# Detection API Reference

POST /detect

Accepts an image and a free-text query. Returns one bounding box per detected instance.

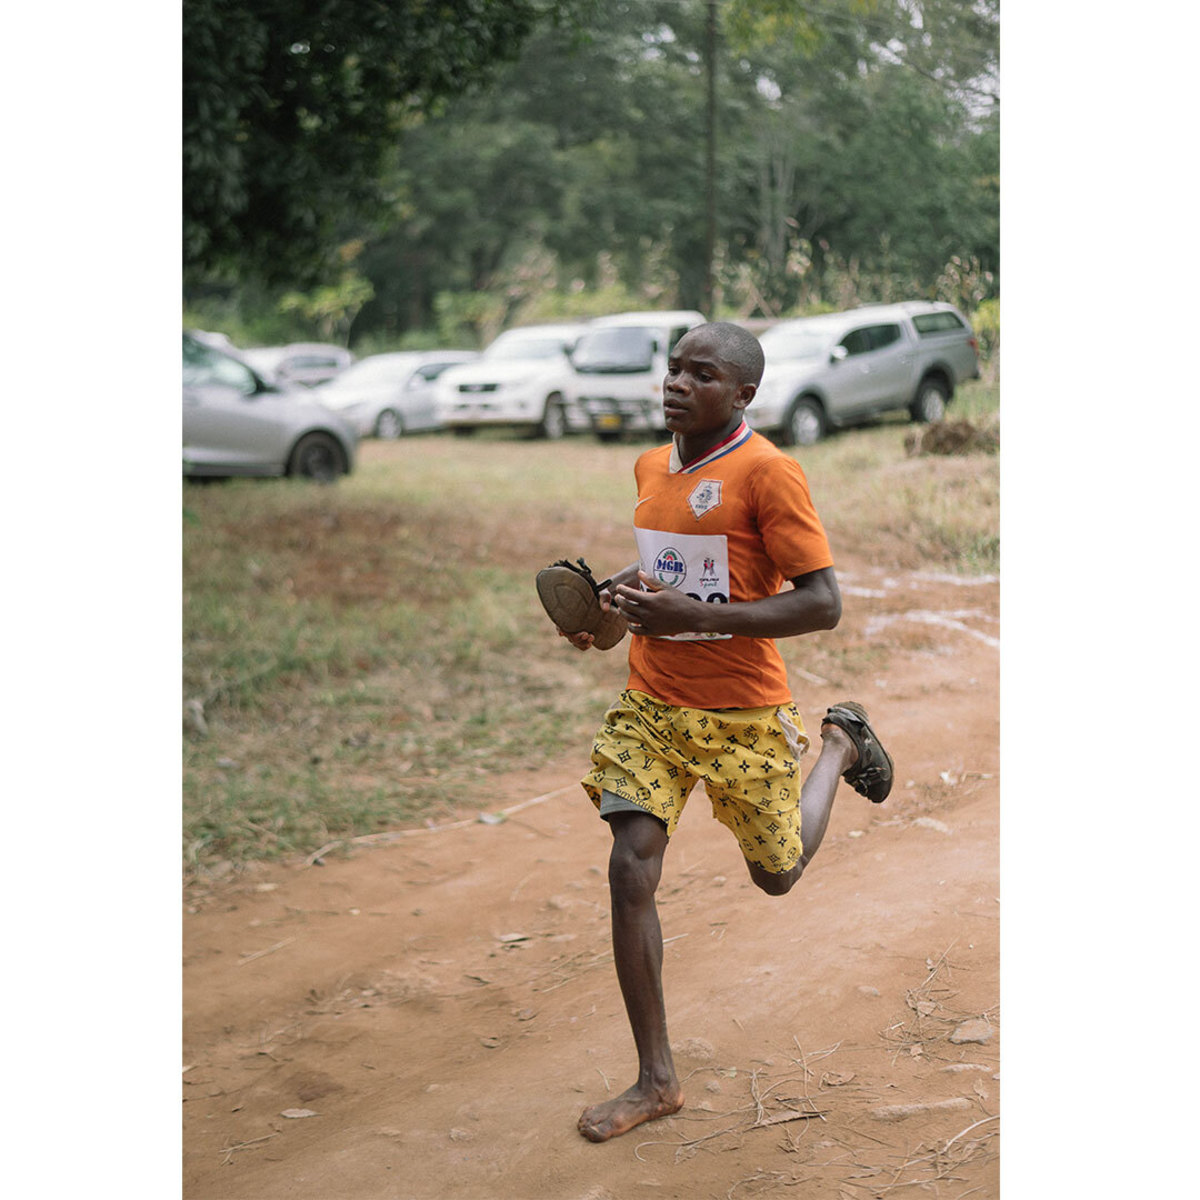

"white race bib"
[634,527,731,641]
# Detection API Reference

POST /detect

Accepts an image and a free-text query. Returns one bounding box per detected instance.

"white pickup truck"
[747,301,981,445]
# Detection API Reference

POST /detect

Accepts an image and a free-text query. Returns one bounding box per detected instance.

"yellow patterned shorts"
[582,689,811,874]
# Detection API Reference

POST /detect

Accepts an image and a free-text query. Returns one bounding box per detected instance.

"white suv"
[748,302,981,445]
[435,323,589,439]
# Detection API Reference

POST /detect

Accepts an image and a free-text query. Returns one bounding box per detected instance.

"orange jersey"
[627,423,833,709]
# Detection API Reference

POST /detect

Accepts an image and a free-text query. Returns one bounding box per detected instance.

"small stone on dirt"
[871,1097,972,1122]
[821,1071,855,1087]
[949,1018,992,1044]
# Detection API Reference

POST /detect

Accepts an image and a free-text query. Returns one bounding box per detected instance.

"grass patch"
[794,381,1000,574]
[183,410,998,878]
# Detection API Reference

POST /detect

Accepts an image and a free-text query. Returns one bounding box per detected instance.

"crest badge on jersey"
[687,478,723,519]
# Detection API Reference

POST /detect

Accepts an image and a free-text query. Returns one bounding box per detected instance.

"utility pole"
[704,0,717,316]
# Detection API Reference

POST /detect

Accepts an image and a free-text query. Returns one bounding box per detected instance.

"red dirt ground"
[183,559,999,1199]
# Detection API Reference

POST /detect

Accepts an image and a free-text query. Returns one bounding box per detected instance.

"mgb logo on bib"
[652,547,687,587]
[635,527,733,641]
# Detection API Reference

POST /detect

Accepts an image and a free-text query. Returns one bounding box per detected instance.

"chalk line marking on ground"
[305,784,580,864]
[866,609,1000,649]
[910,571,999,587]
[841,571,999,595]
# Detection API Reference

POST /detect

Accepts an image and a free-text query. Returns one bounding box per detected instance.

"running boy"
[554,322,893,1143]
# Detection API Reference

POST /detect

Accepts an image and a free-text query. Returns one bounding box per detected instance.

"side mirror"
[830,345,849,365]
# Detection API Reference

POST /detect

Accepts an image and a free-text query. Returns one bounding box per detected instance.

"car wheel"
[911,379,948,424]
[784,398,825,446]
[375,408,404,439]
[288,432,347,482]
[539,395,566,440]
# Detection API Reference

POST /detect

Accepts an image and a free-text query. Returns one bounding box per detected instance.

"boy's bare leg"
[745,720,858,895]
[578,811,684,1142]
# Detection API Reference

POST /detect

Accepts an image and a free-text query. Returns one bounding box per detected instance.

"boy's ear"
[734,382,756,409]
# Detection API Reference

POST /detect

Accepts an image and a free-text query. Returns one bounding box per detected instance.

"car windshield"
[328,356,417,386]
[572,327,655,370]
[485,334,569,361]
[759,324,834,362]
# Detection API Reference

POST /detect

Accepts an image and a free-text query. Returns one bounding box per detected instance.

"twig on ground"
[531,948,613,992]
[306,841,342,865]
[749,1068,767,1125]
[237,937,296,966]
[302,784,580,863]
[726,1169,813,1198]
[634,1120,744,1163]
[920,941,959,989]
[943,1115,999,1153]
[753,1108,827,1128]
[219,1133,277,1164]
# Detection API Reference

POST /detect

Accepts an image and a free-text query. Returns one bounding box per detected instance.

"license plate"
[596,413,622,430]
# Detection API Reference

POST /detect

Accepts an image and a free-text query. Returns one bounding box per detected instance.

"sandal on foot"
[823,701,893,803]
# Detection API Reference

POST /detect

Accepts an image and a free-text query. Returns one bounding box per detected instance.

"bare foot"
[577,1081,684,1143]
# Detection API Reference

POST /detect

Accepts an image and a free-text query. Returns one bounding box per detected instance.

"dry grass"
[183,396,998,880]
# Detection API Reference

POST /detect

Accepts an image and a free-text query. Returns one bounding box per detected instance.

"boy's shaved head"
[684,322,765,387]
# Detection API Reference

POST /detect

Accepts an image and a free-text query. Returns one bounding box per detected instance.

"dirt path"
[183,563,999,1199]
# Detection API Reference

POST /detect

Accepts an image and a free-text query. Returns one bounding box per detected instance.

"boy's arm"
[612,565,841,640]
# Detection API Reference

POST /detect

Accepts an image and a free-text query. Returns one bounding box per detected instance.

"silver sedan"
[313,350,480,438]
[183,332,358,481]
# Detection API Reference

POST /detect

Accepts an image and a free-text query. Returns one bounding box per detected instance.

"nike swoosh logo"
[634,496,655,509]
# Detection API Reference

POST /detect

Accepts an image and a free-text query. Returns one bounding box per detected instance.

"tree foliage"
[183,0,999,346]
[183,0,586,286]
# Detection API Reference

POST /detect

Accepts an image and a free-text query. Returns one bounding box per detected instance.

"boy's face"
[663,328,755,441]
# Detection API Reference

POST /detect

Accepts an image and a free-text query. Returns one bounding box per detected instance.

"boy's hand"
[558,627,596,650]
[537,559,628,652]
[537,559,627,650]
[559,583,615,651]
[614,572,707,637]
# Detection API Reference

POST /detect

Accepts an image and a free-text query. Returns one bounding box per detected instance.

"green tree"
[721,0,998,311]
[183,0,587,288]
[191,0,999,343]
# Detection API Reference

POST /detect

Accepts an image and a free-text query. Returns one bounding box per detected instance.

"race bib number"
[634,527,731,641]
